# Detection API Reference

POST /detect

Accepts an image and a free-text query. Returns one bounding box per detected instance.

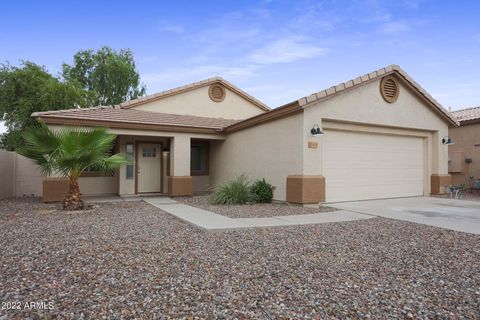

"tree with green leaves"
[62,46,146,106]
[19,122,128,210]
[0,62,85,150]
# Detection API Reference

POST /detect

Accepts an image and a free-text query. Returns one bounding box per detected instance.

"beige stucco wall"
[448,123,480,186]
[78,177,117,196]
[0,150,43,199]
[302,78,451,196]
[170,135,190,176]
[192,176,210,194]
[0,149,15,199]
[15,153,43,197]
[210,113,304,201]
[0,149,126,198]
[41,173,117,197]
[133,86,265,120]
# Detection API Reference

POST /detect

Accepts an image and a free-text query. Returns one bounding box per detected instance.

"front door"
[137,143,161,193]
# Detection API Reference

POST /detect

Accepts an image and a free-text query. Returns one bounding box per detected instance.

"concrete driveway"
[329,197,480,235]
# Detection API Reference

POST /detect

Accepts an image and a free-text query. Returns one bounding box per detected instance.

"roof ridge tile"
[32,105,113,117]
[452,106,480,113]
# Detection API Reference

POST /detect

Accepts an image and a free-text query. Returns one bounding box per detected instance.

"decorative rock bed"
[176,195,338,218]
[1,197,479,319]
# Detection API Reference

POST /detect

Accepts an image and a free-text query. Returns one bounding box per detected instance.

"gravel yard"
[1,198,479,319]
[176,195,338,218]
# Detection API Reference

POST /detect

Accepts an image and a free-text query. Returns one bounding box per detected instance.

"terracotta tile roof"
[33,106,239,130]
[451,106,480,123]
[33,65,459,133]
[118,77,270,111]
[297,64,459,127]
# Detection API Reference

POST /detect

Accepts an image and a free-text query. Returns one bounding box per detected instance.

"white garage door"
[323,130,424,202]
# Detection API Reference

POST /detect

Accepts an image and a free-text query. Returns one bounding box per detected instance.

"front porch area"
[42,130,224,202]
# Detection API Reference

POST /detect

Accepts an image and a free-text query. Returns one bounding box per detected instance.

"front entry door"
[137,143,161,193]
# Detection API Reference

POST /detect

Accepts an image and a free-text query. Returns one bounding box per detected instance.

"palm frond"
[20,123,126,180]
[91,154,129,175]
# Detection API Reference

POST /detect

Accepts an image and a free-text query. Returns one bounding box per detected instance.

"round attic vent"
[209,84,226,102]
[380,76,399,103]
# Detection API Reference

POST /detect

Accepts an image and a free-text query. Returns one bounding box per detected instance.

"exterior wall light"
[442,136,454,145]
[311,124,324,136]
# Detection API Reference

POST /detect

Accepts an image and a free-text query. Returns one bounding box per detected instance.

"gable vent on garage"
[209,84,226,102]
[380,76,399,103]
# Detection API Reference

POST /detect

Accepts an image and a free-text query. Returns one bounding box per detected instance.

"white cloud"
[248,37,326,64]
[401,0,424,9]
[428,80,480,109]
[195,27,261,47]
[138,56,159,63]
[143,64,259,85]
[380,21,410,34]
[162,25,184,34]
[158,21,185,34]
[354,0,392,23]
[243,84,284,93]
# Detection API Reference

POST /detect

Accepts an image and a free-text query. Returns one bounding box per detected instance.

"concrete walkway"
[143,197,372,231]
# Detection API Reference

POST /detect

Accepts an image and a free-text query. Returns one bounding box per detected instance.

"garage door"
[323,130,424,202]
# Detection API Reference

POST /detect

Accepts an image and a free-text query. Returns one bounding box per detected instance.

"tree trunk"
[63,178,84,210]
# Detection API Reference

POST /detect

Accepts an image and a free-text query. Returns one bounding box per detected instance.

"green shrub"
[250,178,275,203]
[211,174,253,205]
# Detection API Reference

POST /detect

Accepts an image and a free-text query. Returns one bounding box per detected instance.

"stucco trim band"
[43,178,69,202]
[168,176,193,196]
[286,175,325,204]
[430,174,451,194]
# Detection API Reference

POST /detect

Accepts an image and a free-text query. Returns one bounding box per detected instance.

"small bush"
[211,174,252,205]
[250,178,275,203]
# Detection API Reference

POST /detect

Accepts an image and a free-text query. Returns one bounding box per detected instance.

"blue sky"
[1,0,480,133]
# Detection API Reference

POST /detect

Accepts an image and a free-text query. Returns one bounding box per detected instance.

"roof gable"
[297,65,459,127]
[119,77,270,112]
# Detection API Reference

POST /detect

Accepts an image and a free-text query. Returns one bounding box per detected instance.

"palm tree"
[20,121,128,210]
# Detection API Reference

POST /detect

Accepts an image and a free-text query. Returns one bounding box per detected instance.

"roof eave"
[458,118,480,126]
[37,116,227,135]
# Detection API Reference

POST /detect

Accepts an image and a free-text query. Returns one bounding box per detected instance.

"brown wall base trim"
[286,175,325,204]
[168,176,193,196]
[431,174,451,194]
[43,178,69,203]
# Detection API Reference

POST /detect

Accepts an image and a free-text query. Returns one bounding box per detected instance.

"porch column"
[168,135,193,196]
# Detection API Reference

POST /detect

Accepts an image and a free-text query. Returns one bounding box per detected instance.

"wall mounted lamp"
[442,136,454,145]
[311,124,324,136]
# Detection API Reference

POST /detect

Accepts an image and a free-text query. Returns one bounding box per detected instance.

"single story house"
[448,107,480,187]
[33,64,458,203]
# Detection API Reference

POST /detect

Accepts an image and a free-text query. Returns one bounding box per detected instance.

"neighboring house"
[448,107,480,187]
[33,64,458,204]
